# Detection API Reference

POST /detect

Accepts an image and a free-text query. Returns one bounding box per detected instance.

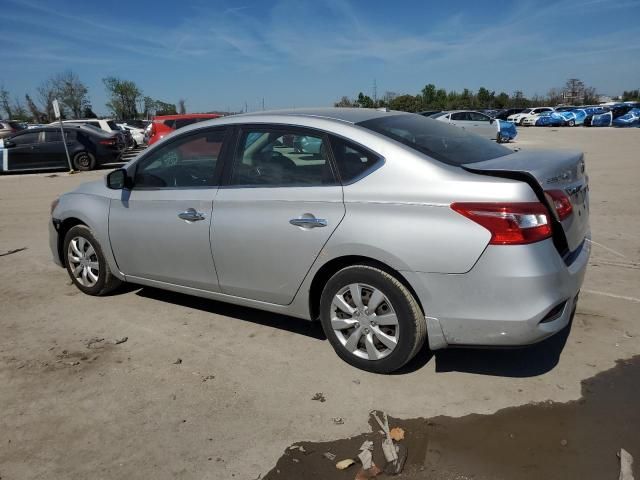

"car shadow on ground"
[135,286,326,341]
[432,317,574,378]
[132,286,572,376]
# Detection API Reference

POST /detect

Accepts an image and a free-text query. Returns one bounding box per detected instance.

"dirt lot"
[1,127,639,480]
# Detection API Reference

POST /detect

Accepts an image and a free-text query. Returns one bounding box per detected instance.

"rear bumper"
[404,237,590,349]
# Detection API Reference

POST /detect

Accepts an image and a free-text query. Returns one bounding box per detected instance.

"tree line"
[335,78,606,112]
[0,71,183,122]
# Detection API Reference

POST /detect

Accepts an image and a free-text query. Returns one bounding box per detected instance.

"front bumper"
[49,218,63,267]
[404,237,590,349]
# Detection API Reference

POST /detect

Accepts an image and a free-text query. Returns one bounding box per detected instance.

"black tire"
[568,120,575,127]
[72,151,96,171]
[319,265,427,373]
[496,132,503,143]
[63,225,122,296]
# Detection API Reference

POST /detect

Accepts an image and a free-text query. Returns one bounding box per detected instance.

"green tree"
[388,94,421,112]
[421,83,437,108]
[356,92,375,108]
[154,100,177,115]
[103,76,143,120]
[334,96,355,107]
[476,87,495,108]
[495,92,510,108]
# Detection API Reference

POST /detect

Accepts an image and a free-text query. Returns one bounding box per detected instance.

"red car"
[148,114,221,145]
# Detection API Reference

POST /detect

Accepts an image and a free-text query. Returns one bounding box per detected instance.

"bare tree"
[52,71,89,118]
[25,94,43,122]
[37,79,57,121]
[1,85,12,118]
[178,98,186,114]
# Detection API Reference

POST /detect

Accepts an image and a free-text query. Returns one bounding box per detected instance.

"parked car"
[585,104,633,127]
[494,109,526,120]
[118,124,145,146]
[531,111,565,127]
[0,120,26,139]
[148,114,221,145]
[120,119,150,130]
[507,107,554,125]
[53,118,128,149]
[612,108,640,127]
[49,108,589,373]
[1,125,123,172]
[431,110,516,142]
[418,110,442,117]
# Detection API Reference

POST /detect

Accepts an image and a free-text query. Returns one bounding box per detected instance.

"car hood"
[66,179,110,197]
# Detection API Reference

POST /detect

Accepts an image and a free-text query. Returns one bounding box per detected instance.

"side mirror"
[106,168,129,190]
[3,140,15,148]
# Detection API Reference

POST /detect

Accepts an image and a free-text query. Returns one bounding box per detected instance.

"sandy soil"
[0,127,638,480]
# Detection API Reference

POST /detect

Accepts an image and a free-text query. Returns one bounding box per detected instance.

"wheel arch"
[307,255,424,321]
[57,217,87,266]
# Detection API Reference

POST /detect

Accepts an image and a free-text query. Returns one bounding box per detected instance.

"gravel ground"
[0,127,638,480]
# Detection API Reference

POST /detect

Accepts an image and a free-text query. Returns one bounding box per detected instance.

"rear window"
[107,121,120,131]
[357,114,512,165]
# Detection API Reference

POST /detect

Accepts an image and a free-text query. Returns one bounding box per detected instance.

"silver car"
[49,108,590,373]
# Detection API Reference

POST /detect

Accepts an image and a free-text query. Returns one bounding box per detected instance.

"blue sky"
[1,0,639,115]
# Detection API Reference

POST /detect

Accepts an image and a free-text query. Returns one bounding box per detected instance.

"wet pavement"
[264,355,640,479]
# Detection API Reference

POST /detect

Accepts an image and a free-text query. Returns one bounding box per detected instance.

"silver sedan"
[49,108,590,373]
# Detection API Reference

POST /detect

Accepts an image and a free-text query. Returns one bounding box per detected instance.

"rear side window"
[451,112,469,121]
[358,114,511,165]
[329,136,382,183]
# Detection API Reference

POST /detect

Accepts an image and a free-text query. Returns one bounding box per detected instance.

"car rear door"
[108,127,229,291]
[211,126,345,305]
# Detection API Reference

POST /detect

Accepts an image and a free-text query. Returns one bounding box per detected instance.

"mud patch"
[264,356,640,479]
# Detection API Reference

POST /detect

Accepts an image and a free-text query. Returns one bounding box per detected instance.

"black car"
[1,125,123,173]
[494,108,526,120]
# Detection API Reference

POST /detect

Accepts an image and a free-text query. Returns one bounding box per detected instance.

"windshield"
[107,120,121,131]
[357,114,512,165]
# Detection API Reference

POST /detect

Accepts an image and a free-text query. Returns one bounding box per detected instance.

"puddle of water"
[264,356,640,479]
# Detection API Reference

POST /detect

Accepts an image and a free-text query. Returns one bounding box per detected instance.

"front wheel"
[568,120,575,127]
[63,225,122,296]
[319,265,427,373]
[72,151,96,171]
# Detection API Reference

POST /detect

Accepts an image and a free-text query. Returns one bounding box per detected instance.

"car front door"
[108,127,228,291]
[211,126,345,305]
[466,112,497,138]
[5,131,44,171]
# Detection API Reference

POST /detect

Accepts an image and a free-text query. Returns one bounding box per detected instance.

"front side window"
[11,132,40,145]
[134,129,226,188]
[468,112,490,122]
[451,112,469,121]
[329,136,382,183]
[230,129,335,187]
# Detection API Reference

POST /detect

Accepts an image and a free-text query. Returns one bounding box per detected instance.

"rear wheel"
[319,265,426,373]
[63,225,122,296]
[72,151,96,171]
[568,119,576,127]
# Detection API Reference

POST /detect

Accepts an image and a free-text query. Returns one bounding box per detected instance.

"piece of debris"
[618,448,634,480]
[113,337,128,345]
[560,439,568,447]
[87,338,105,349]
[173,358,183,364]
[45,174,59,178]
[65,361,80,366]
[390,427,405,441]
[0,247,27,257]
[355,463,382,480]
[384,443,408,476]
[624,331,634,339]
[332,417,344,425]
[336,459,355,470]
[322,452,336,461]
[202,375,215,382]
[358,449,373,470]
[292,458,299,463]
[353,379,361,385]
[311,392,326,402]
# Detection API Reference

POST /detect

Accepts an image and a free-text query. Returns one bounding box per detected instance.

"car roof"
[228,108,401,124]
[153,113,221,120]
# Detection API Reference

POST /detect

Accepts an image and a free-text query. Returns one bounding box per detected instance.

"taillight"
[451,202,552,245]
[99,138,116,145]
[544,190,573,221]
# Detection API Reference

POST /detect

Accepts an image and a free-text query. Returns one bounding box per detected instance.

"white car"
[52,118,121,134]
[118,124,145,146]
[507,107,554,125]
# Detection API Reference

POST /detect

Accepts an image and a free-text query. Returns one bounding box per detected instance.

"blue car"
[613,108,640,127]
[534,111,565,127]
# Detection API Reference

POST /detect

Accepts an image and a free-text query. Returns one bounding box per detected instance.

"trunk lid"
[463,149,589,254]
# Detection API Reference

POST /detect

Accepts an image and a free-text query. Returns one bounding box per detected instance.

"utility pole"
[244,101,248,113]
[262,98,265,111]
[373,79,378,104]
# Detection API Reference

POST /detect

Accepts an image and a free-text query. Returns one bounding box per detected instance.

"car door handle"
[289,217,327,228]
[178,208,206,222]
